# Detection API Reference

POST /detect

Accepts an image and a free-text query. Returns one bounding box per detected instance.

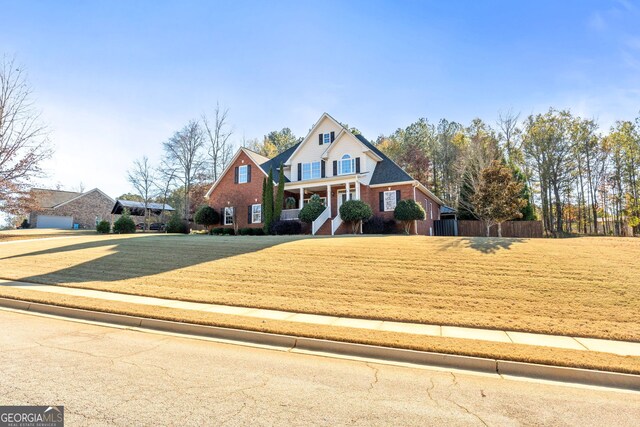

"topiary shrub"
[393,199,426,234]
[113,215,136,234]
[166,212,189,234]
[339,200,373,234]
[222,227,235,235]
[299,195,326,224]
[96,220,111,234]
[270,220,302,235]
[194,205,219,231]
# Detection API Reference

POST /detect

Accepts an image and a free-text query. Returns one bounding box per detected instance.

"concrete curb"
[1,297,638,391]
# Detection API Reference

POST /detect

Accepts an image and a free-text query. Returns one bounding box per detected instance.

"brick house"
[29,188,115,229]
[205,113,442,235]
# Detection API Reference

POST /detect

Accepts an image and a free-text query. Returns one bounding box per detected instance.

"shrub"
[96,220,111,234]
[222,227,235,235]
[211,227,223,235]
[194,205,219,230]
[363,216,384,234]
[394,199,426,234]
[166,212,189,234]
[253,228,265,236]
[339,200,373,234]
[270,220,302,235]
[299,195,325,224]
[383,219,398,234]
[19,219,30,229]
[285,196,297,209]
[113,212,136,234]
[239,227,252,236]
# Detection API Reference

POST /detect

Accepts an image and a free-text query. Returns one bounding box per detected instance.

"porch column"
[345,181,350,201]
[299,188,304,208]
[355,179,360,200]
[326,184,332,216]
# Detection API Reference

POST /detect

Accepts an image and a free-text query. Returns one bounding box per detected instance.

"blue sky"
[1,0,639,199]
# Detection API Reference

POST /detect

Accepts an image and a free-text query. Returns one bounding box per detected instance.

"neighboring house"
[205,113,443,235]
[111,199,175,225]
[29,188,115,229]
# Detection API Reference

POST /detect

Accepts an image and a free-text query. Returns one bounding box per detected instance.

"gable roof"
[259,141,301,183]
[284,112,344,166]
[353,134,414,185]
[52,188,115,209]
[111,199,174,215]
[205,147,272,198]
[31,188,82,209]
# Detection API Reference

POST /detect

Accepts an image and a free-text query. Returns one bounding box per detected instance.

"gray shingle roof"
[260,142,302,183]
[111,199,175,215]
[354,134,414,185]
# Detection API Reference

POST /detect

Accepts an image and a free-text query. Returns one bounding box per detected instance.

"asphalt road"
[0,309,638,426]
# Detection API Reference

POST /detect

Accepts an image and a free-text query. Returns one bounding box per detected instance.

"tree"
[274,164,285,221]
[194,205,219,231]
[299,194,325,224]
[0,56,52,215]
[155,159,177,226]
[247,128,300,157]
[202,102,234,182]
[394,199,426,234]
[163,121,207,220]
[113,209,136,234]
[127,156,156,231]
[471,160,526,237]
[339,200,372,234]
[262,168,274,233]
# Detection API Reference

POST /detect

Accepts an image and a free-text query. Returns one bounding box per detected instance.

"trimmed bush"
[285,196,297,209]
[270,220,302,235]
[299,195,325,224]
[394,199,426,234]
[363,216,384,234]
[211,227,224,235]
[339,200,373,234]
[222,227,235,235]
[166,212,189,234]
[253,228,265,236]
[96,220,111,234]
[194,205,219,230]
[113,213,136,234]
[239,227,252,235]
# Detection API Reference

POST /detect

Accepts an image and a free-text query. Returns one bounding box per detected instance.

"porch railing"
[312,207,330,235]
[331,212,342,235]
[280,209,301,221]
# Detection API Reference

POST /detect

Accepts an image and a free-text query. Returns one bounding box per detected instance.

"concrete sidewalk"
[1,279,639,357]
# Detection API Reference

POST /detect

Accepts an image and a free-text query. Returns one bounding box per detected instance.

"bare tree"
[154,159,177,228]
[163,121,206,220]
[127,156,156,231]
[202,102,234,182]
[497,109,522,165]
[0,56,52,215]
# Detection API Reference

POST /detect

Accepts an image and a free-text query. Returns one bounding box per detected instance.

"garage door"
[37,215,73,229]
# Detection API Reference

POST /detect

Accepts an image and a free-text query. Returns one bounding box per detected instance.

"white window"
[251,204,262,224]
[224,207,234,225]
[338,154,355,175]
[429,201,433,219]
[302,161,321,180]
[238,165,248,184]
[323,133,331,144]
[383,191,397,212]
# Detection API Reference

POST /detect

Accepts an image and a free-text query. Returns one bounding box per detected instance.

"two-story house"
[205,113,442,235]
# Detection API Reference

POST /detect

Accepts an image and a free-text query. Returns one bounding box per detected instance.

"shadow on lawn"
[0,235,307,285]
[435,236,525,254]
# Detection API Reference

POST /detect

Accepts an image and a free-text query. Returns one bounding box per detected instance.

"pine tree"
[274,163,285,221]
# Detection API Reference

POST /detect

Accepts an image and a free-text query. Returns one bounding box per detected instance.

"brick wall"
[31,190,114,229]
[208,151,266,229]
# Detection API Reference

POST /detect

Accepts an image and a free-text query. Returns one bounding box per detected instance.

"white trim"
[368,180,444,206]
[284,112,346,166]
[251,204,262,224]
[382,190,398,212]
[223,207,234,225]
[320,129,383,162]
[238,164,248,184]
[52,188,114,209]
[205,148,269,199]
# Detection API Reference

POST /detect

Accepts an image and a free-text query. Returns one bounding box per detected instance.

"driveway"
[0,309,638,426]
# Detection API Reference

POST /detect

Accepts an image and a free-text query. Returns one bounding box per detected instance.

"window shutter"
[396,190,401,203]
[247,165,251,183]
[330,131,335,142]
[221,208,225,223]
[248,206,252,224]
[379,192,384,211]
[321,160,326,178]
[319,134,323,145]
[355,157,361,173]
[297,163,302,181]
[234,167,239,184]
[332,160,337,176]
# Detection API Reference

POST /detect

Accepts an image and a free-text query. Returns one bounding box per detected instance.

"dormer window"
[319,132,335,145]
[323,133,331,144]
[338,154,355,175]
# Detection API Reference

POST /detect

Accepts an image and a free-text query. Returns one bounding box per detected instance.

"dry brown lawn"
[0,229,96,242]
[0,234,638,342]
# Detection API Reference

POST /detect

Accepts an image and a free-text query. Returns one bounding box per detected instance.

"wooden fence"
[457,220,543,238]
